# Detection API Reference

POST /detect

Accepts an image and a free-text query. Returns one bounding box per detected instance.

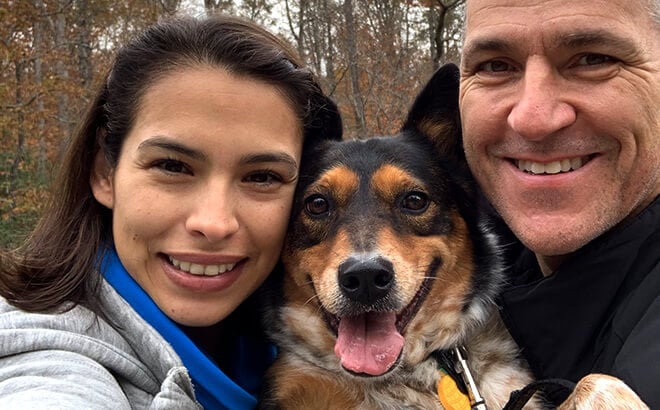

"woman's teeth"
[168,256,236,276]
[516,157,586,175]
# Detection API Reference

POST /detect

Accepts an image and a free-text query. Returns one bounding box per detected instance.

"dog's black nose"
[338,257,394,305]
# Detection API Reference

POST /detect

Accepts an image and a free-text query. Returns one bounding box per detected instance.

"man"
[459,0,659,407]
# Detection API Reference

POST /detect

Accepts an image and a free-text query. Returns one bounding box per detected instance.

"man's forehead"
[463,0,651,47]
[464,0,649,21]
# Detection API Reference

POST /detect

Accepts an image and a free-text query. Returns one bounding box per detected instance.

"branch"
[1,93,43,110]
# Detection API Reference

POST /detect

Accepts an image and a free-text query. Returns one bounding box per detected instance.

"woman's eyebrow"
[138,137,299,169]
[137,136,206,161]
[240,152,299,169]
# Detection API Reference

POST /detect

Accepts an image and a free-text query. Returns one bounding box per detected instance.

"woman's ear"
[90,150,114,209]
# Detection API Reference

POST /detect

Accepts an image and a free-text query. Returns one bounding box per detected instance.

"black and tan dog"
[259,64,534,409]
[258,64,647,409]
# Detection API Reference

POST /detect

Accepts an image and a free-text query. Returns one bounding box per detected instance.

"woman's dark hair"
[0,14,342,312]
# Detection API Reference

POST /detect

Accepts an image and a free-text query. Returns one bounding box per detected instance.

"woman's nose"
[507,59,576,140]
[185,186,240,242]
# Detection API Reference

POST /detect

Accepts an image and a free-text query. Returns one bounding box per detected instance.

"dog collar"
[433,346,488,410]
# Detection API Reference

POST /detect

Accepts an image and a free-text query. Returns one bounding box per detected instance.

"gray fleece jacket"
[0,280,201,409]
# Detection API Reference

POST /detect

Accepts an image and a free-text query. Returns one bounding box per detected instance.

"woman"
[0,14,341,409]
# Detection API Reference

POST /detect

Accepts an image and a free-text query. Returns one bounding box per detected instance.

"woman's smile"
[168,255,238,277]
[161,254,245,293]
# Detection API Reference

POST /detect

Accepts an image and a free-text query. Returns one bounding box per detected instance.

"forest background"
[0,0,465,248]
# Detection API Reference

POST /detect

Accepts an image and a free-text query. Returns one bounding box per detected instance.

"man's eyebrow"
[137,136,206,161]
[462,30,639,63]
[461,37,516,68]
[462,37,515,59]
[553,30,638,53]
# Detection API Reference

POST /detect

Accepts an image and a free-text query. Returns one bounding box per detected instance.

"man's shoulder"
[610,266,660,409]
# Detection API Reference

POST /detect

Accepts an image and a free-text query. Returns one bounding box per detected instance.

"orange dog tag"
[437,373,470,410]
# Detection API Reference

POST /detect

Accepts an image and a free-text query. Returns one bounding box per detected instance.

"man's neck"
[536,253,570,276]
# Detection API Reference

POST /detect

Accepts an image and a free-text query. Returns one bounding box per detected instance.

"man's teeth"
[517,157,585,175]
[169,256,236,276]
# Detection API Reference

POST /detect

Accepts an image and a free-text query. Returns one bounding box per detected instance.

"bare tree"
[204,0,234,13]
[8,60,27,196]
[428,0,464,69]
[343,0,367,137]
[33,0,48,183]
[0,0,469,245]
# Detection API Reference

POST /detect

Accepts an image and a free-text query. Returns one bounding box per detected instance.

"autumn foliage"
[0,0,464,247]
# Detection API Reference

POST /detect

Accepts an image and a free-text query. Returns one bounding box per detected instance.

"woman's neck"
[180,322,228,366]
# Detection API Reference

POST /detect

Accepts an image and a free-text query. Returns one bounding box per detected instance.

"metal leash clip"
[453,346,488,410]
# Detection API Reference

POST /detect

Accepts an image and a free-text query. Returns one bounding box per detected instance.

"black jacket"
[498,195,660,408]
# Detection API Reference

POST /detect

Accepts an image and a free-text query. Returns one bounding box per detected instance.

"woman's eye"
[304,194,329,216]
[400,191,429,213]
[154,159,191,175]
[245,171,283,185]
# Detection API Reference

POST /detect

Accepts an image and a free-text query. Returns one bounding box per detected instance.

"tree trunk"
[323,0,336,92]
[431,0,464,69]
[55,0,72,142]
[343,0,367,137]
[297,0,308,57]
[34,0,48,184]
[432,4,448,69]
[76,0,93,89]
[9,60,26,196]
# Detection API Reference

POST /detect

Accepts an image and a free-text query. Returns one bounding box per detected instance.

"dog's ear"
[307,94,343,143]
[300,94,342,172]
[401,63,462,163]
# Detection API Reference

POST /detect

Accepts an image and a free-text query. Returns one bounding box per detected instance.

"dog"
[259,64,649,409]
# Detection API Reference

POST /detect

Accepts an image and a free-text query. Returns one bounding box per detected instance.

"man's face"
[460,0,660,271]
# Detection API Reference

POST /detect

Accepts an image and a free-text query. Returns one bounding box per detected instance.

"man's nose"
[507,59,576,140]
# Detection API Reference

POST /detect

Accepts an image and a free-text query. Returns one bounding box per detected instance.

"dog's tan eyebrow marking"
[314,166,359,206]
[372,164,421,202]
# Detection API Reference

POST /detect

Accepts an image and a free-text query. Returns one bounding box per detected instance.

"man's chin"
[509,219,604,260]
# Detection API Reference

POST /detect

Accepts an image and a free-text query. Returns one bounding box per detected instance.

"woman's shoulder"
[0,289,129,355]
[0,298,197,408]
[0,281,182,374]
[0,292,95,329]
[0,285,198,408]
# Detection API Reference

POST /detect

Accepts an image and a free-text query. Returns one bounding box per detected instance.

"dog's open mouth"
[321,275,435,377]
[334,311,403,376]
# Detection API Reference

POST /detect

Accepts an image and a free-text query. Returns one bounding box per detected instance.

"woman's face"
[92,67,303,326]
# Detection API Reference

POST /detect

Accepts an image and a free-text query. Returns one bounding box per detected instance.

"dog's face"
[276,64,503,379]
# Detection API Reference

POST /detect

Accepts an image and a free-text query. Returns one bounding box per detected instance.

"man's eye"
[479,60,512,73]
[576,53,615,66]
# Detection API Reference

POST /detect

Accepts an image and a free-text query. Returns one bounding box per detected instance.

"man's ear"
[90,149,114,209]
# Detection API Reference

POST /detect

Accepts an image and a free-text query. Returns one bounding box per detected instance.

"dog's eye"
[304,194,330,216]
[400,192,429,213]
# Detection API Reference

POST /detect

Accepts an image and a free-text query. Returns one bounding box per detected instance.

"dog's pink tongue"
[334,312,404,376]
